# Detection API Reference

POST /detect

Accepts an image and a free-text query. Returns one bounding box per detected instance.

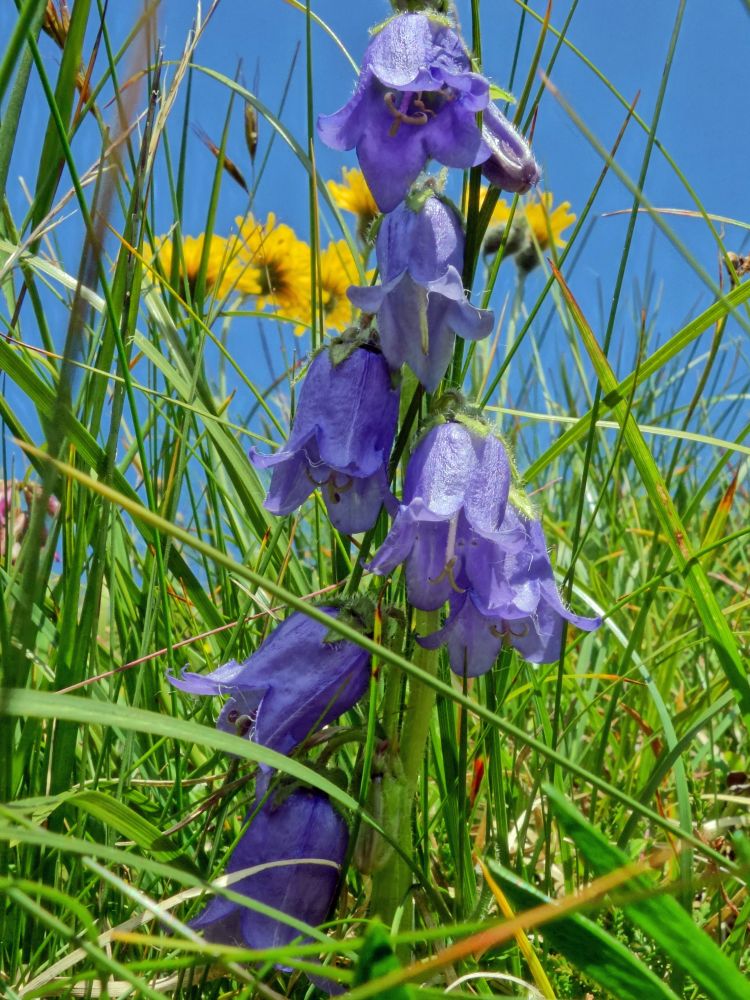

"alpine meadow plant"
[167,607,371,758]
[5,1,745,998]
[250,343,399,533]
[188,775,348,952]
[347,193,494,390]
[368,417,600,674]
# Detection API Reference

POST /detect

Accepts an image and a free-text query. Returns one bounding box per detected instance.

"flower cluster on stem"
[168,2,599,980]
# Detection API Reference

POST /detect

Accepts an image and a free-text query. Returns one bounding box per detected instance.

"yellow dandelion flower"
[234,213,311,321]
[147,233,258,299]
[486,190,575,250]
[294,240,369,335]
[523,192,575,249]
[327,167,379,238]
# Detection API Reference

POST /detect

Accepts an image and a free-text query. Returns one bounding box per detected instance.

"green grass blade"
[487,860,682,1000]
[545,784,749,1000]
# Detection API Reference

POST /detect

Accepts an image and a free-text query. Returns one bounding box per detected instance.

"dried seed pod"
[192,123,249,193]
[244,102,258,164]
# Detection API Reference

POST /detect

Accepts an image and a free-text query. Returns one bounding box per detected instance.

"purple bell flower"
[317,13,491,212]
[368,421,521,609]
[419,507,601,675]
[480,102,541,194]
[348,197,494,390]
[167,609,370,759]
[250,345,399,535]
[368,420,600,674]
[190,779,348,952]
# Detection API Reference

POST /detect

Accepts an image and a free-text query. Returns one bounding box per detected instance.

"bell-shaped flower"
[480,102,541,194]
[317,13,491,212]
[348,197,493,390]
[368,420,520,609]
[167,609,370,759]
[419,507,601,674]
[250,345,399,534]
[190,779,348,951]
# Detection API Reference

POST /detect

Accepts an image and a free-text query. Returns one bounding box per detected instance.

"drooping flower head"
[327,167,379,240]
[167,608,370,759]
[419,506,601,675]
[190,778,348,952]
[251,344,399,534]
[318,13,491,212]
[480,101,540,194]
[368,418,600,675]
[368,420,520,610]
[348,193,494,391]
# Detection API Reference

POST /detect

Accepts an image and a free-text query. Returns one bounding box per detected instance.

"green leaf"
[486,860,681,1000]
[68,791,197,871]
[31,0,93,232]
[545,784,749,1000]
[352,922,413,999]
[0,688,362,815]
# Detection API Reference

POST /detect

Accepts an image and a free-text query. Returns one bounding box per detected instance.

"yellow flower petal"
[327,167,378,235]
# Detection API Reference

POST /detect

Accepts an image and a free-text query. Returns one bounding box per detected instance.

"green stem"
[400,609,441,792]
[369,609,440,940]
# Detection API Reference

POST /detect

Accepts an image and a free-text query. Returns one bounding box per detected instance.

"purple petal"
[356,110,432,214]
[371,199,464,285]
[368,14,444,90]
[417,594,504,677]
[323,465,392,536]
[367,505,419,576]
[461,431,511,531]
[167,658,254,697]
[443,291,495,343]
[405,518,456,610]
[404,424,500,519]
[313,349,399,477]
[255,649,369,756]
[192,787,348,952]
[347,283,386,314]
[316,68,374,151]
[250,445,317,517]
[251,348,399,528]
[168,610,371,758]
[424,100,491,168]
[481,102,541,194]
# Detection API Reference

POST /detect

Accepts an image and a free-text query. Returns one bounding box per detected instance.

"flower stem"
[400,609,440,792]
[369,608,440,940]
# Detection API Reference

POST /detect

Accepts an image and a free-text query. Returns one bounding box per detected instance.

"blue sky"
[2,0,749,468]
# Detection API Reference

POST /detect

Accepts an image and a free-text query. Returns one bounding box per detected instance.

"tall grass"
[1,1,748,998]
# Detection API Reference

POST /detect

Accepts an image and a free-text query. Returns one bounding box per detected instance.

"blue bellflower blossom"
[190,779,348,951]
[368,421,521,609]
[167,609,370,759]
[318,13,491,212]
[480,102,541,194]
[419,507,601,674]
[250,345,399,535]
[348,197,494,390]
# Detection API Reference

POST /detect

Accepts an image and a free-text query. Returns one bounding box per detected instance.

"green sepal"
[489,83,517,104]
[319,594,376,645]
